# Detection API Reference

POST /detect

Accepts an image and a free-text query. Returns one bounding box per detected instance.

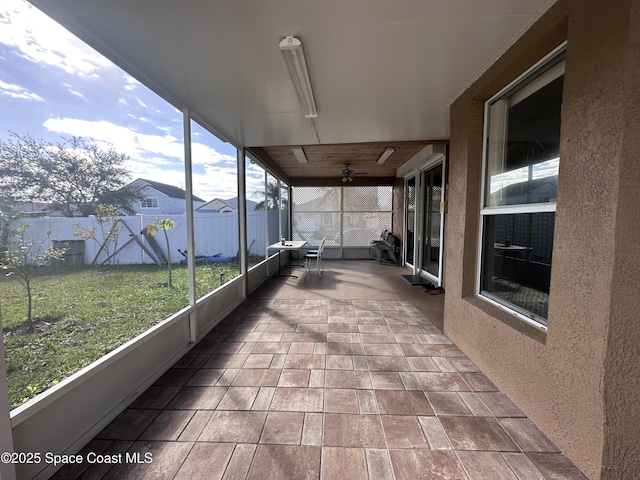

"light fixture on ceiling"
[291,147,308,164]
[279,36,318,119]
[376,147,395,165]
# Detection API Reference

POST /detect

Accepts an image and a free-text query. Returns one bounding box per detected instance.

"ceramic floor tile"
[153,368,198,387]
[389,450,467,480]
[222,444,257,480]
[166,386,227,410]
[325,370,372,389]
[198,411,267,443]
[440,417,519,452]
[185,369,225,386]
[323,414,386,448]
[97,409,159,440]
[301,412,323,446]
[139,410,194,441]
[499,418,560,452]
[230,369,281,387]
[380,415,429,448]
[414,372,471,391]
[365,449,395,480]
[105,441,193,480]
[457,451,519,480]
[426,392,472,416]
[177,411,213,441]
[527,453,588,479]
[502,453,546,480]
[243,354,274,368]
[406,357,440,371]
[376,390,433,416]
[260,411,304,444]
[173,443,235,480]
[278,369,310,387]
[322,447,368,480]
[217,386,260,410]
[270,387,324,412]
[367,356,412,372]
[247,445,321,480]
[325,388,360,413]
[370,372,406,390]
[284,354,326,369]
[326,355,354,370]
[478,392,525,417]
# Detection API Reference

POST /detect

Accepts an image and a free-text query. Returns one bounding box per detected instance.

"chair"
[304,237,325,277]
[306,237,326,256]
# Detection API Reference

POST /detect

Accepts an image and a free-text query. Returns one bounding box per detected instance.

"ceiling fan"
[342,163,367,183]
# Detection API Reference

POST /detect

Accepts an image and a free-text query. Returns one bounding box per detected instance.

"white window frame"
[476,43,566,330]
[140,197,159,208]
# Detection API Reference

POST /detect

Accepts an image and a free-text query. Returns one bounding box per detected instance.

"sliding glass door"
[404,176,416,267]
[420,164,443,282]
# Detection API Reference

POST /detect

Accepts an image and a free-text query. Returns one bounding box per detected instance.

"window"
[479,46,565,327]
[141,197,159,208]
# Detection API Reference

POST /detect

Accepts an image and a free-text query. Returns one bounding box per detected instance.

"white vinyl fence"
[9,211,281,265]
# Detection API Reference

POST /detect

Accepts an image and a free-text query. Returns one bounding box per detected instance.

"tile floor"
[54,298,587,479]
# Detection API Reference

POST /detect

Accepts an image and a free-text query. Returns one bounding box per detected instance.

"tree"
[144,219,175,287]
[254,181,287,211]
[0,224,67,331]
[74,204,122,265]
[0,133,145,216]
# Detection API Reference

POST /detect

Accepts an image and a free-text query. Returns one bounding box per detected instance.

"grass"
[0,262,240,408]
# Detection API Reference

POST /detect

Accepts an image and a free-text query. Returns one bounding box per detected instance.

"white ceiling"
[30,0,555,150]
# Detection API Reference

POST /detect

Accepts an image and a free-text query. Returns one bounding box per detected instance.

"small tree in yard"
[144,219,175,287]
[0,224,67,331]
[74,204,121,265]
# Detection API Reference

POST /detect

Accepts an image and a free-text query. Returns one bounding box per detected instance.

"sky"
[0,0,267,202]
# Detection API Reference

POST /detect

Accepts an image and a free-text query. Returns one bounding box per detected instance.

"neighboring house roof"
[197,197,259,212]
[5,201,61,216]
[134,178,205,202]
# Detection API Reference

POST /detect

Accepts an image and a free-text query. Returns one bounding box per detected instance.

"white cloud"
[43,117,185,162]
[0,79,42,100]
[136,99,147,108]
[67,88,84,98]
[0,0,112,77]
[191,141,236,166]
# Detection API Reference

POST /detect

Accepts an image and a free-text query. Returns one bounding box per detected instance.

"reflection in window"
[481,213,555,321]
[247,157,267,268]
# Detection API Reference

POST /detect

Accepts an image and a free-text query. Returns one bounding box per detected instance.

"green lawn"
[0,262,240,408]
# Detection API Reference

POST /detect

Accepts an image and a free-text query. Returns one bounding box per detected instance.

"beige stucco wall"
[443,1,639,478]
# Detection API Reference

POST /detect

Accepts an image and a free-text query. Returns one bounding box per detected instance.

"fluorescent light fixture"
[376,147,395,165]
[279,36,318,119]
[291,147,308,164]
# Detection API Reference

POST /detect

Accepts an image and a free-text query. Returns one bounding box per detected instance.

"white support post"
[0,307,16,480]
[237,148,248,299]
[183,108,198,343]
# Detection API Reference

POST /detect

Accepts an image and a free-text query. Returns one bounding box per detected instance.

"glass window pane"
[190,120,239,297]
[246,157,267,268]
[280,183,289,240]
[480,213,555,323]
[485,64,564,207]
[266,173,280,246]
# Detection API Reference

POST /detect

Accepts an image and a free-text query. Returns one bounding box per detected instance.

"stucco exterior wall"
[443,1,639,478]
